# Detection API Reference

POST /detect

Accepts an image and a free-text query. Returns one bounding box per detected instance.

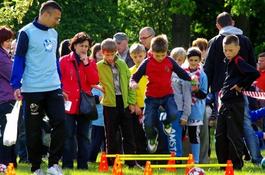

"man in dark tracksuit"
[204,12,263,165]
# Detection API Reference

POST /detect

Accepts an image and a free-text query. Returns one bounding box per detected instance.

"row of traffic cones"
[98,151,177,174]
[143,155,234,175]
[99,151,234,175]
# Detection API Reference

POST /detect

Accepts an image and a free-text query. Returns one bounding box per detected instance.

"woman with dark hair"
[0,25,16,167]
[59,39,71,57]
[60,32,99,169]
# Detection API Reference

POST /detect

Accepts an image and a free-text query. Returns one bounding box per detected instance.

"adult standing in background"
[113,32,134,68]
[204,11,263,165]
[0,25,16,168]
[10,1,67,175]
[60,32,99,170]
[139,27,155,52]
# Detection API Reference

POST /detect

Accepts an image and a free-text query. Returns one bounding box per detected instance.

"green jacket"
[97,56,136,108]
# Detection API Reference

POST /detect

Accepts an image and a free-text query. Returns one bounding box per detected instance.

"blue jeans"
[143,94,178,139]
[62,113,90,169]
[243,96,263,164]
[0,100,17,167]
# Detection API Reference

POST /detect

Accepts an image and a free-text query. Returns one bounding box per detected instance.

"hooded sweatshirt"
[204,26,256,93]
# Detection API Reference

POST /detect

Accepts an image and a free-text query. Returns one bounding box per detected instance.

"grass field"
[13,127,265,175]
[14,150,265,175]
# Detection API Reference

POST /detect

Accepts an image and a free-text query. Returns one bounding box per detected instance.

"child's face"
[96,50,103,61]
[130,51,146,67]
[152,51,167,62]
[173,56,185,66]
[102,50,116,64]
[188,56,200,70]
[223,43,240,61]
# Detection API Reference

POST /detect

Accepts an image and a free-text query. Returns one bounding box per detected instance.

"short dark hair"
[40,1,62,15]
[0,25,14,45]
[70,32,94,52]
[216,12,233,28]
[187,47,201,60]
[150,34,168,53]
[59,39,71,57]
[223,34,239,46]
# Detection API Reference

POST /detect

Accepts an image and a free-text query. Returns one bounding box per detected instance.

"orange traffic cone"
[112,154,123,175]
[166,152,176,172]
[225,160,234,175]
[143,161,152,175]
[185,154,194,175]
[6,163,15,175]
[98,151,109,171]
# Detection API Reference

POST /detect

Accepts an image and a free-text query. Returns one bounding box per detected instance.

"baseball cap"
[113,32,128,43]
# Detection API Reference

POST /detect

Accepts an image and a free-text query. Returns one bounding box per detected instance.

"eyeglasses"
[139,34,153,41]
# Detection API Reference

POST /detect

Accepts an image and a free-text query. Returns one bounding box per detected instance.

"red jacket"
[131,52,191,98]
[60,52,99,114]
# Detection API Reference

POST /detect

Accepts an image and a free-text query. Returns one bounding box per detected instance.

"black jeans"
[103,95,135,167]
[215,101,244,170]
[23,89,65,172]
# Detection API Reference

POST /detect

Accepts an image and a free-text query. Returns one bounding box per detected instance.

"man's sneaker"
[163,124,172,135]
[32,169,45,175]
[47,164,64,175]
[147,134,159,153]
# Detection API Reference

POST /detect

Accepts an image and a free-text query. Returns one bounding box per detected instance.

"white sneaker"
[163,123,172,135]
[32,169,45,175]
[147,134,159,153]
[47,164,64,175]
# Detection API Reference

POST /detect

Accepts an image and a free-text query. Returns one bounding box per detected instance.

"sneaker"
[32,169,45,175]
[147,134,159,153]
[47,164,64,175]
[163,124,172,135]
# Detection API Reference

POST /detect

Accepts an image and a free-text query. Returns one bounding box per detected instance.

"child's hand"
[135,105,142,116]
[129,104,136,114]
[230,84,242,92]
[191,75,199,85]
[191,85,199,93]
[180,119,186,126]
[91,84,105,93]
[130,80,139,90]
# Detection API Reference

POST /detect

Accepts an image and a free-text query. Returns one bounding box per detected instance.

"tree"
[0,0,33,28]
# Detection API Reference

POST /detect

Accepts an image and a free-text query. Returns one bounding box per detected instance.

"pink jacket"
[60,52,99,114]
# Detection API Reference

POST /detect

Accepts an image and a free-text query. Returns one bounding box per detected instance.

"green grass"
[14,127,265,174]
[14,150,265,175]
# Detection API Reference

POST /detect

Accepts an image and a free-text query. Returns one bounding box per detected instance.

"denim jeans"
[0,100,17,167]
[62,113,90,169]
[243,96,263,164]
[143,94,178,139]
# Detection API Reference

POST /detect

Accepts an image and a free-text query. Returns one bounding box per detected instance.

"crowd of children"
[1,2,265,174]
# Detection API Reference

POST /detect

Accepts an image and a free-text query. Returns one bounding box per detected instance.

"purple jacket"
[0,47,15,104]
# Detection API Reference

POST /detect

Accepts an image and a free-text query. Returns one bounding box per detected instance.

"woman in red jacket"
[60,32,99,169]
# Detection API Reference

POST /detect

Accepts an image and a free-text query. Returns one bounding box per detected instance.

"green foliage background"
[1,0,265,56]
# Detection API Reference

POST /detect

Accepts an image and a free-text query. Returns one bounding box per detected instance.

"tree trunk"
[171,14,191,49]
[234,15,250,37]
